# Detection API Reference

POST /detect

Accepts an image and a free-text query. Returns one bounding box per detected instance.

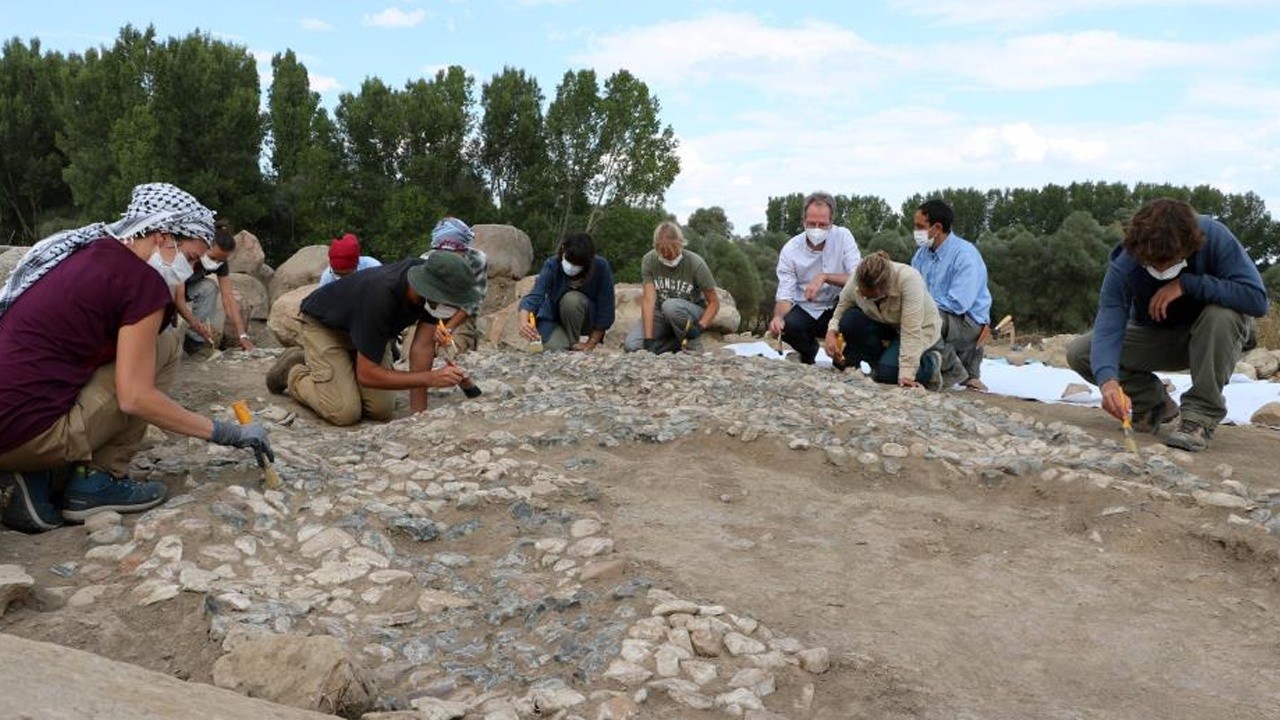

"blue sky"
[8,0,1280,233]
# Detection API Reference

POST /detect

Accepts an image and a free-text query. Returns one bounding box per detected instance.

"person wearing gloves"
[519,231,616,352]
[768,191,862,364]
[824,251,945,390]
[1067,198,1269,452]
[623,221,720,354]
[0,182,274,533]
[420,217,488,353]
[266,251,479,423]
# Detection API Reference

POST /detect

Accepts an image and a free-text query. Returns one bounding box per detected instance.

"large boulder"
[1244,347,1280,380]
[268,245,329,303]
[229,272,270,321]
[1251,401,1280,428]
[473,224,533,280]
[0,246,29,284]
[267,284,317,347]
[227,230,266,275]
[1,633,337,720]
[212,634,372,717]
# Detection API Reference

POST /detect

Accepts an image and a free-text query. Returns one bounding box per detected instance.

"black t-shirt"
[301,258,430,361]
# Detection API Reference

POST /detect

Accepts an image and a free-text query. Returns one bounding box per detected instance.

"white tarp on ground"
[723,342,1280,426]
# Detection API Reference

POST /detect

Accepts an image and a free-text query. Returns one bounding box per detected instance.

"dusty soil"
[4,338,1280,720]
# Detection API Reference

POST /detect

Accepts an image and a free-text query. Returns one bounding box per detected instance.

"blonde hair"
[653,220,685,249]
[855,251,893,292]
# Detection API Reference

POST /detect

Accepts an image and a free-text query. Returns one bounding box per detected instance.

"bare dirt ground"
[4,339,1280,720]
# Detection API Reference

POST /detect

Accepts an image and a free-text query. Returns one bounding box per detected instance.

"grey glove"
[211,419,275,463]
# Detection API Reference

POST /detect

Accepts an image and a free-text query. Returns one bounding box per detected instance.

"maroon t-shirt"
[0,238,174,453]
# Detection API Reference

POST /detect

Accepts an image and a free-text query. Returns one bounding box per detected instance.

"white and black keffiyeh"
[0,182,215,321]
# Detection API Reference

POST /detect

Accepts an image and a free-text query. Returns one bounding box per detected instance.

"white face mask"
[804,227,829,246]
[148,248,194,285]
[201,255,223,272]
[660,253,683,268]
[426,301,458,319]
[561,258,584,276]
[913,229,932,248]
[1145,260,1187,281]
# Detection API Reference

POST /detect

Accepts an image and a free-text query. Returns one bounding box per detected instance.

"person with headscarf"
[0,183,275,533]
[419,218,488,353]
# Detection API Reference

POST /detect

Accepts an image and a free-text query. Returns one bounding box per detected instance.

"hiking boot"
[61,467,167,522]
[1164,419,1214,452]
[922,350,944,391]
[1132,392,1180,433]
[961,377,989,392]
[0,470,63,533]
[266,347,306,395]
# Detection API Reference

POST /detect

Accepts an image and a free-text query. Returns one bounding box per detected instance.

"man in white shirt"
[768,191,863,364]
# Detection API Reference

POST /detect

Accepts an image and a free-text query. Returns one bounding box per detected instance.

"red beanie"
[328,233,360,273]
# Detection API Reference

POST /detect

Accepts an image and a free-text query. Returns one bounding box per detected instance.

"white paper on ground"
[722,343,1279,426]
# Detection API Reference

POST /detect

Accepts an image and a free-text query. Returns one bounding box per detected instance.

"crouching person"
[824,251,946,390]
[267,252,478,424]
[0,183,274,533]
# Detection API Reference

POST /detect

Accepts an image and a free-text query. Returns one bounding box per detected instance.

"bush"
[1258,303,1280,350]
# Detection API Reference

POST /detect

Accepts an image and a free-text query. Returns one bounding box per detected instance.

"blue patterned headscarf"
[430,218,475,251]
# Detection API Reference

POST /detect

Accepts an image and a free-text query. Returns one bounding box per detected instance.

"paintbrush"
[1122,409,1138,453]
[231,400,282,489]
[527,314,543,353]
[438,320,481,398]
[681,318,692,351]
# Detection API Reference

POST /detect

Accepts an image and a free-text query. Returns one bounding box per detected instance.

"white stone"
[0,565,35,616]
[234,536,258,556]
[369,569,414,584]
[728,667,776,696]
[299,527,356,557]
[307,562,369,585]
[567,537,613,557]
[797,646,831,673]
[881,442,910,458]
[570,518,603,538]
[724,632,767,656]
[602,659,652,686]
[346,547,390,568]
[85,543,137,562]
[83,511,123,533]
[152,535,184,562]
[68,585,111,609]
[682,659,718,686]
[135,582,180,606]
[530,684,586,713]
[627,616,668,641]
[655,646,683,677]
[620,639,653,663]
[1192,490,1253,509]
[717,687,764,711]
[652,599,700,616]
[417,589,473,613]
[179,566,220,593]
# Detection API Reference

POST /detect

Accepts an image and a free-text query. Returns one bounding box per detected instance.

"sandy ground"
[4,340,1280,720]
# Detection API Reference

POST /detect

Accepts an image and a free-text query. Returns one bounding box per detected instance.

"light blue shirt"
[318,255,382,286]
[910,233,991,326]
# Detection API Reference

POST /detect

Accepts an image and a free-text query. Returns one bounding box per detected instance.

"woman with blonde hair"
[623,220,720,353]
[824,251,946,389]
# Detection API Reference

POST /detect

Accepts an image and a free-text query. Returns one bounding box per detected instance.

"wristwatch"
[238,333,250,340]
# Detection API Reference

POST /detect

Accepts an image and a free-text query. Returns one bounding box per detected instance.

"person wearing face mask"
[769,191,862,364]
[519,232,616,352]
[265,251,477,425]
[823,251,945,390]
[174,222,255,353]
[1067,198,1268,452]
[0,182,274,533]
[910,199,992,391]
[624,221,720,354]
[419,218,489,354]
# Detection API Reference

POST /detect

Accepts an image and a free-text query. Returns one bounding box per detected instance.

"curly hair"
[1124,198,1204,266]
[855,251,893,292]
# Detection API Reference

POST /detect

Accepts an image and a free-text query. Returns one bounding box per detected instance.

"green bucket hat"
[407,252,480,310]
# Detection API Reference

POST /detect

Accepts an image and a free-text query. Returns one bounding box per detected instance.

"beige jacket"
[826,261,942,382]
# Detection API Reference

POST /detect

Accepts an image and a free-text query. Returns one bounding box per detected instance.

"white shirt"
[775,226,862,318]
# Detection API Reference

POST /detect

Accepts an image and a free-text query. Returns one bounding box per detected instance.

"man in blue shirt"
[911,199,992,390]
[1066,198,1269,452]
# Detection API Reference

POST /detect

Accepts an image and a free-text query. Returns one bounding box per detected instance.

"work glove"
[211,419,276,463]
[642,338,659,353]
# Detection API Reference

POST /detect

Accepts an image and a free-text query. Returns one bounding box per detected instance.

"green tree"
[0,37,71,242]
[544,69,602,238]
[699,235,760,332]
[400,66,489,223]
[267,50,317,183]
[477,67,547,213]
[864,228,913,263]
[333,77,401,248]
[590,204,668,283]
[902,188,989,240]
[687,206,732,239]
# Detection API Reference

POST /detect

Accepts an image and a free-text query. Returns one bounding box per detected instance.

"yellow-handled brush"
[1122,410,1138,453]
[231,400,282,489]
[527,314,543,354]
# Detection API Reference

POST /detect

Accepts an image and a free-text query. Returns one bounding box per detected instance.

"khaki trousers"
[287,316,394,426]
[0,329,182,476]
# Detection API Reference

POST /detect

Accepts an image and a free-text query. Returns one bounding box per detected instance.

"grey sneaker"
[1132,392,1180,433]
[266,347,305,395]
[1165,419,1214,452]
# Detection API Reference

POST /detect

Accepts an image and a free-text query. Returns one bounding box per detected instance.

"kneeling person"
[268,252,477,425]
[624,221,720,354]
[825,251,945,390]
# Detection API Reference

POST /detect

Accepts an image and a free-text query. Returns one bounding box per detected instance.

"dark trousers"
[837,308,937,385]
[781,305,834,364]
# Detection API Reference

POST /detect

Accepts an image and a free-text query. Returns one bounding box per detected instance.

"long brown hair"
[855,251,893,293]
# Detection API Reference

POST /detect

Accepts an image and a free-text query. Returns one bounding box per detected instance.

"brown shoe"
[1131,392,1180,433]
[266,347,305,395]
[961,377,988,392]
[1165,419,1213,452]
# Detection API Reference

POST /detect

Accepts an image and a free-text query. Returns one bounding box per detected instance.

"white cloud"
[310,74,341,93]
[573,12,901,99]
[363,8,427,29]
[300,18,333,32]
[888,0,1268,27]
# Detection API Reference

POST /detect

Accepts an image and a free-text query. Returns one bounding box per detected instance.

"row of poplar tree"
[2,26,1277,333]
